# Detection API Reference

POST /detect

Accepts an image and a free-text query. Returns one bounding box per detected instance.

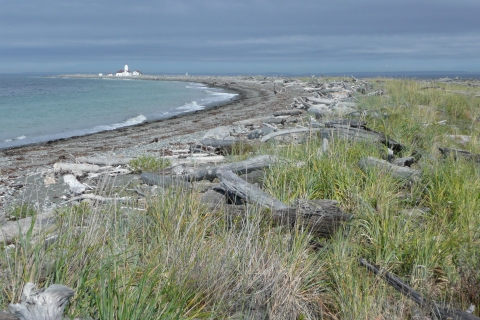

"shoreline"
[0,76,300,177]
[0,75,242,151]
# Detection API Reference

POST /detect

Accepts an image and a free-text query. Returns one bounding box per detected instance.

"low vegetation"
[128,154,171,173]
[1,78,479,319]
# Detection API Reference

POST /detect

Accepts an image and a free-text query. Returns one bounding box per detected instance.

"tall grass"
[1,78,479,318]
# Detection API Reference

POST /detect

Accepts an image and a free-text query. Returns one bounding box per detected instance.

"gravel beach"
[0,75,304,215]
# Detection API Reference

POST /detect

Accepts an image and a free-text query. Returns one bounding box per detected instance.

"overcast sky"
[1,0,479,75]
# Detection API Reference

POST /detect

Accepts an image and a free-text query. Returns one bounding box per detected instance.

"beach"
[0,76,301,176]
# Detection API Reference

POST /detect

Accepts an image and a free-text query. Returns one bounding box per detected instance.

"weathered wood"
[1,213,56,245]
[358,157,421,181]
[321,126,404,152]
[141,172,191,189]
[0,311,16,320]
[194,139,240,154]
[233,116,276,126]
[8,283,74,320]
[77,156,133,166]
[53,163,100,174]
[273,109,305,116]
[261,128,324,142]
[215,170,289,210]
[63,174,86,194]
[261,126,404,152]
[439,147,480,163]
[170,155,225,165]
[66,193,132,204]
[182,154,276,182]
[324,119,367,128]
[305,97,335,105]
[359,258,480,320]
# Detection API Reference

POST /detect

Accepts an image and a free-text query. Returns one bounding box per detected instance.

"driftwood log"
[8,283,74,320]
[322,126,404,152]
[193,139,256,155]
[358,157,422,181]
[63,174,86,194]
[141,173,191,189]
[183,155,276,182]
[1,213,56,245]
[273,109,305,116]
[359,259,480,320]
[215,170,289,210]
[261,126,404,152]
[439,147,480,163]
[77,156,133,166]
[214,170,352,238]
[53,163,100,174]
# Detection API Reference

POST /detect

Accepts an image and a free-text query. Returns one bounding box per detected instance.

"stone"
[202,126,234,140]
[247,127,275,139]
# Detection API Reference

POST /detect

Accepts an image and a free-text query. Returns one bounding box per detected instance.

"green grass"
[1,78,480,319]
[128,155,172,173]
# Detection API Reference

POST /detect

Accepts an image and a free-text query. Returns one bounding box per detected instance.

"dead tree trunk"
[358,157,422,182]
[439,147,480,163]
[359,259,480,320]
[214,170,352,237]
[8,283,74,320]
[184,154,277,182]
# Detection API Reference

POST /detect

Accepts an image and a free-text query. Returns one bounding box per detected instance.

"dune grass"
[1,78,479,319]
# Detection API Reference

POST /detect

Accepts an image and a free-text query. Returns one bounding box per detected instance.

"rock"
[247,127,275,139]
[331,104,356,116]
[202,126,234,140]
[445,135,471,144]
[392,157,416,167]
[199,189,225,207]
[307,104,330,118]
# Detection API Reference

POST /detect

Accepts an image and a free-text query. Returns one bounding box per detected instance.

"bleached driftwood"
[63,174,86,194]
[213,171,352,237]
[53,163,100,174]
[77,156,133,166]
[8,282,74,320]
[216,169,289,210]
[0,213,56,244]
[141,173,192,189]
[233,117,278,126]
[359,259,480,320]
[170,155,225,165]
[439,147,480,162]
[261,128,324,142]
[321,126,404,152]
[272,109,305,116]
[87,168,131,178]
[358,157,422,181]
[66,193,132,203]
[305,97,335,105]
[143,155,277,184]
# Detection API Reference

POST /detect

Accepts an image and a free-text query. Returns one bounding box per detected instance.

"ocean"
[0,76,237,149]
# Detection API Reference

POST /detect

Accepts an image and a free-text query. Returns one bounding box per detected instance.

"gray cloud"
[1,0,479,73]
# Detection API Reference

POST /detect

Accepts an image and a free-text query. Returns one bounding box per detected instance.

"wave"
[176,101,205,112]
[3,135,26,143]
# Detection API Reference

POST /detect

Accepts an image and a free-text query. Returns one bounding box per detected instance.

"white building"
[115,64,142,76]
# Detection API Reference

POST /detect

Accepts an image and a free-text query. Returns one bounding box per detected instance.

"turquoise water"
[0,76,237,149]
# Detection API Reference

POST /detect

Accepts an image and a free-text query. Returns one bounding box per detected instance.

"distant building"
[115,64,142,76]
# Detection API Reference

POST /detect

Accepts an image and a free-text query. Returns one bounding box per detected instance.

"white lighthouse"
[124,64,128,72]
